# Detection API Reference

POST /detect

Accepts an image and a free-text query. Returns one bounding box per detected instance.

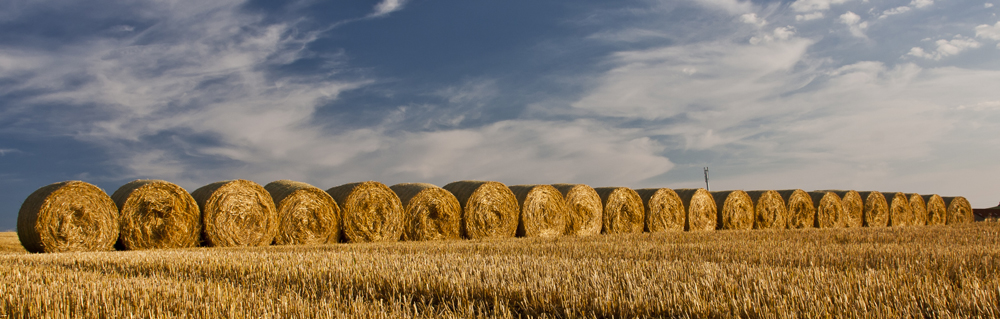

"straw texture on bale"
[509,185,568,238]
[635,188,684,232]
[711,190,753,230]
[808,192,843,228]
[921,194,947,225]
[443,181,518,240]
[112,180,200,250]
[823,190,863,228]
[777,189,815,229]
[942,196,973,225]
[192,180,278,247]
[593,187,644,234]
[858,191,889,227]
[390,183,462,241]
[674,188,717,231]
[551,184,602,236]
[17,181,119,253]
[885,192,913,227]
[908,193,927,226]
[744,190,787,229]
[327,181,404,243]
[265,180,340,245]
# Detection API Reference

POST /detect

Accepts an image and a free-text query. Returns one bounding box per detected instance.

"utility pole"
[703,167,710,191]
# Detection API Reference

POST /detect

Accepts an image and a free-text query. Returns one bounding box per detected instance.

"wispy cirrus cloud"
[369,0,408,17]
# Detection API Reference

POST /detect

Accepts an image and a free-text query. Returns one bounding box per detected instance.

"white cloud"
[880,6,911,18]
[839,11,869,38]
[908,36,982,60]
[910,0,934,9]
[976,22,1000,41]
[740,13,766,27]
[572,37,814,121]
[370,0,408,17]
[0,148,21,156]
[987,3,995,8]
[692,0,755,15]
[569,19,1000,202]
[796,12,825,21]
[750,26,797,44]
[840,11,861,25]
[0,0,680,191]
[360,120,675,186]
[790,0,850,12]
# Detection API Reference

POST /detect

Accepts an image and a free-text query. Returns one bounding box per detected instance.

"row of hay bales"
[16,180,973,253]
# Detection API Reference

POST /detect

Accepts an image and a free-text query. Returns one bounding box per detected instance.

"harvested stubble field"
[1,224,999,318]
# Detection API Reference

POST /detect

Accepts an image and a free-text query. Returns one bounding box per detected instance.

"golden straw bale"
[885,192,913,227]
[744,190,787,229]
[509,185,568,238]
[673,188,717,231]
[808,192,844,228]
[443,181,518,240]
[551,184,602,236]
[17,181,119,253]
[112,180,200,250]
[822,190,863,228]
[776,189,815,229]
[921,194,947,225]
[942,196,973,225]
[593,187,644,234]
[710,190,753,230]
[265,180,340,245]
[390,183,461,241]
[857,191,889,227]
[908,193,927,226]
[191,180,278,247]
[327,181,404,243]
[635,188,684,232]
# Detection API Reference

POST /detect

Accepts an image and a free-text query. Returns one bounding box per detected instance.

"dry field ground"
[1,223,998,318]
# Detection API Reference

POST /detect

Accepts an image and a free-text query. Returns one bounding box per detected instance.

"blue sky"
[2,0,999,229]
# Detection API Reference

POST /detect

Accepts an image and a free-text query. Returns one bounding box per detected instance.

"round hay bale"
[509,185,568,238]
[886,192,912,227]
[112,179,200,250]
[673,188,717,231]
[857,191,889,227]
[908,193,927,226]
[443,181,518,240]
[942,196,973,225]
[265,180,340,245]
[17,181,119,253]
[744,190,787,229]
[921,194,947,225]
[808,191,843,228]
[551,184,602,236]
[776,189,815,229]
[635,188,684,232]
[593,187,644,234]
[191,180,278,247]
[823,190,863,228]
[390,183,461,241]
[327,181,404,243]
[710,190,753,230]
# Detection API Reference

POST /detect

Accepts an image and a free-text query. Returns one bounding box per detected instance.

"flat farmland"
[1,224,998,318]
